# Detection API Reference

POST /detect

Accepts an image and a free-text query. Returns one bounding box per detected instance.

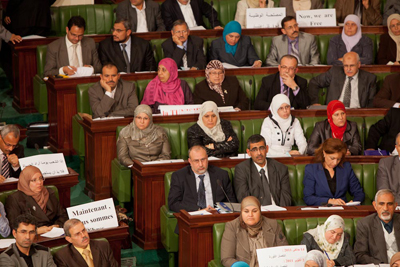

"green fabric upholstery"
[346,117,364,150]
[301,117,325,140]
[0,186,59,205]
[180,122,197,159]
[318,34,335,64]
[159,123,181,159]
[250,36,264,63]
[239,119,264,152]
[262,36,273,59]
[215,0,239,27]
[136,80,151,103]
[236,75,254,109]
[325,0,336,9]
[296,73,313,84]
[180,77,197,93]
[375,72,393,91]
[150,39,166,63]
[33,45,49,119]
[361,163,378,205]
[111,158,132,206]
[287,165,297,206]
[293,164,306,205]
[364,116,384,142]
[208,223,226,267]
[230,120,242,153]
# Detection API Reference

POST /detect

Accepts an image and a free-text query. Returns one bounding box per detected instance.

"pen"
[68,66,76,74]
[323,250,330,260]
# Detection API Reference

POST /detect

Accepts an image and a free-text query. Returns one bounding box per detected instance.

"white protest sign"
[158,105,236,115]
[296,9,336,27]
[257,245,307,267]
[19,153,68,178]
[67,198,118,231]
[246,8,286,29]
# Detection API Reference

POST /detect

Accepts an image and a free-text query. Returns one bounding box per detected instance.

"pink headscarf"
[342,15,362,52]
[141,58,184,106]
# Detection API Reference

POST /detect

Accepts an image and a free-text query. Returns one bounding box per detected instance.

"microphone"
[34,144,41,154]
[216,179,235,213]
[210,1,215,29]
[248,79,252,110]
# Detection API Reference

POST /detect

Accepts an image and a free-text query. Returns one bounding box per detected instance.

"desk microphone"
[217,179,235,212]
[248,79,252,110]
[210,1,215,29]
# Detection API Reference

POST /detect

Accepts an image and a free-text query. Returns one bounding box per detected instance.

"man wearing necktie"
[0,124,23,183]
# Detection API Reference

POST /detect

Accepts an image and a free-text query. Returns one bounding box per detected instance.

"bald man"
[308,52,377,108]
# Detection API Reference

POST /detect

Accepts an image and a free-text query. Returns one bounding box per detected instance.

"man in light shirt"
[43,16,102,77]
[0,124,24,183]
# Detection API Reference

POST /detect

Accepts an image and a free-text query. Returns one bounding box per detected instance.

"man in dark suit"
[161,0,222,31]
[0,124,23,182]
[308,52,377,108]
[373,73,400,108]
[254,55,309,110]
[116,0,165,32]
[162,20,206,70]
[43,16,102,77]
[98,19,156,73]
[88,63,138,119]
[234,134,291,206]
[168,145,236,212]
[354,189,400,264]
[54,218,118,267]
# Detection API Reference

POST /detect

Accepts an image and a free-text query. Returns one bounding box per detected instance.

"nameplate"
[19,153,68,178]
[158,105,236,115]
[296,9,336,27]
[67,198,119,231]
[246,8,286,29]
[257,245,307,267]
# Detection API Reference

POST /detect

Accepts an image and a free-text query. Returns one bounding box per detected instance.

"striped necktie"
[1,154,10,179]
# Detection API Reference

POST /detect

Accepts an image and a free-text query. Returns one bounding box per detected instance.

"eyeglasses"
[249,146,266,153]
[0,136,18,149]
[30,176,45,183]
[390,23,400,30]
[16,230,36,236]
[280,65,296,71]
[111,28,126,33]
[174,30,188,35]
[209,71,224,76]
[191,158,207,164]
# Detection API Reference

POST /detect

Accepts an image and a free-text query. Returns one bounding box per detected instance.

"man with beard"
[54,219,118,267]
[88,63,138,119]
[98,18,156,73]
[354,189,400,264]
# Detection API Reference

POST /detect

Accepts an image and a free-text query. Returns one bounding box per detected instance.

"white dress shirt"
[253,160,276,205]
[195,171,213,208]
[105,85,117,99]
[338,71,360,108]
[59,37,83,75]
[119,36,132,62]
[177,0,197,28]
[132,1,148,33]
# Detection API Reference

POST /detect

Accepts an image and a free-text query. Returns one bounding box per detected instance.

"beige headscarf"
[197,101,226,142]
[18,166,49,212]
[387,14,400,62]
[293,0,312,13]
[205,60,226,103]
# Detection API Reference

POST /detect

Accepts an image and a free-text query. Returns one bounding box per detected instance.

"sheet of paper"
[68,66,94,77]
[261,205,287,211]
[93,116,125,121]
[188,210,212,215]
[40,227,65,238]
[3,177,19,183]
[246,7,286,28]
[22,35,46,39]
[208,157,221,161]
[0,239,15,249]
[257,245,307,267]
[19,153,68,178]
[189,26,206,31]
[345,201,361,206]
[296,9,336,27]
[318,206,344,210]
[158,105,236,115]
[229,153,250,159]
[267,152,291,158]
[141,159,185,165]
[222,63,252,69]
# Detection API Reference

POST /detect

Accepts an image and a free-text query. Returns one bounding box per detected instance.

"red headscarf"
[327,100,347,141]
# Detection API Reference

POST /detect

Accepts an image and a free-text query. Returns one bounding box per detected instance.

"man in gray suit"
[354,189,400,264]
[43,16,102,77]
[116,0,165,32]
[234,134,291,206]
[308,52,377,108]
[88,63,138,119]
[266,16,320,66]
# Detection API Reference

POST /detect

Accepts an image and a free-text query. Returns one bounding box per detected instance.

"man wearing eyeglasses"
[234,134,292,206]
[0,214,57,266]
[44,16,102,77]
[162,20,206,70]
[0,124,24,183]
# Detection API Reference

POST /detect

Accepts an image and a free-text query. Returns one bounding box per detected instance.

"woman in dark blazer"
[303,138,365,206]
[377,14,400,65]
[6,166,68,234]
[279,0,323,17]
[209,21,262,67]
[194,60,249,110]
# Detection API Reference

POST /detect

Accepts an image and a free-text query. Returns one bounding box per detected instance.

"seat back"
[240,119,264,152]
[301,117,326,140]
[158,123,181,159]
[136,79,151,103]
[364,116,384,143]
[318,34,335,64]
[294,164,306,206]
[76,83,95,115]
[164,171,174,207]
[250,36,264,63]
[150,39,166,63]
[361,163,378,205]
[36,45,48,77]
[180,122,197,159]
[212,223,226,265]
[0,186,59,205]
[236,75,254,109]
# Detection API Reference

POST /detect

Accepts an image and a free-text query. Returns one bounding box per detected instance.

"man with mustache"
[354,189,400,264]
[0,124,23,183]
[88,63,138,119]
[53,218,118,266]
[234,134,291,206]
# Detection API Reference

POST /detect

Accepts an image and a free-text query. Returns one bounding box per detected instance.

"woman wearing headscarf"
[279,0,323,17]
[5,166,68,234]
[377,14,400,65]
[209,21,262,67]
[327,15,373,65]
[187,101,239,158]
[117,105,171,167]
[304,250,328,267]
[193,60,249,110]
[221,196,288,267]
[260,94,307,155]
[306,100,362,155]
[301,215,356,267]
[141,58,194,114]
[234,0,274,28]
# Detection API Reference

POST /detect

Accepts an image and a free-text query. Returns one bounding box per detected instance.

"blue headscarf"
[223,21,242,56]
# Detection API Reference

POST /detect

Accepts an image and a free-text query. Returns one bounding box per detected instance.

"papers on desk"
[189,26,206,31]
[188,210,212,215]
[267,152,291,158]
[69,67,94,77]
[208,156,221,161]
[301,206,344,211]
[261,205,287,211]
[93,116,125,121]
[158,105,236,115]
[22,35,46,39]
[222,63,253,69]
[396,206,400,211]
[345,201,361,206]
[3,177,19,183]
[142,159,184,165]
[0,239,15,249]
[229,153,250,159]
[40,227,65,238]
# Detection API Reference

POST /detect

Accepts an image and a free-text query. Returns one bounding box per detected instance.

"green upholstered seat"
[318,34,336,65]
[239,119,264,152]
[180,122,197,159]
[375,72,393,91]
[236,75,254,110]
[215,0,239,27]
[365,34,377,61]
[364,116,384,143]
[51,238,108,255]
[159,123,181,159]
[325,0,336,9]
[150,39,166,63]
[0,186,59,205]
[181,77,197,93]
[33,45,49,120]
[300,117,325,140]
[293,164,306,205]
[136,79,151,103]
[250,36,264,64]
[262,36,273,60]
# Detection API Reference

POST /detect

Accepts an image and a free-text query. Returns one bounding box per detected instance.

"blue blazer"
[303,162,365,206]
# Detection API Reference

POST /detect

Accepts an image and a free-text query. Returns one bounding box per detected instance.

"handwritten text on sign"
[257,245,307,267]
[246,8,286,29]
[67,198,118,232]
[296,9,336,27]
[19,153,68,178]
[158,105,236,115]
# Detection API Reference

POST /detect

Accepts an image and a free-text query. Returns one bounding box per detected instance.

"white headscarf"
[304,250,328,267]
[387,14,400,62]
[305,215,345,260]
[270,94,292,132]
[342,15,362,52]
[197,101,226,142]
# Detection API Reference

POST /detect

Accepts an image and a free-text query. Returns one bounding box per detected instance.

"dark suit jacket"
[327,35,374,65]
[43,36,102,77]
[88,79,138,119]
[377,156,400,204]
[53,240,118,267]
[161,0,221,30]
[254,72,310,110]
[308,66,377,107]
[5,188,68,228]
[373,73,400,108]
[168,165,237,212]
[234,158,292,206]
[377,33,398,65]
[2,145,24,178]
[98,36,156,73]
[116,0,165,32]
[303,162,365,206]
[335,0,382,25]
[162,35,206,69]
[354,213,400,264]
[209,36,260,66]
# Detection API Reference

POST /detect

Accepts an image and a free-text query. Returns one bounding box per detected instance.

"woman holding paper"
[301,215,356,267]
[304,250,327,267]
[234,0,274,28]
[260,94,307,155]
[279,0,324,18]
[303,138,365,206]
[141,58,194,114]
[220,196,288,267]
[117,105,171,166]
[5,166,68,234]
[187,101,239,158]
[377,14,400,65]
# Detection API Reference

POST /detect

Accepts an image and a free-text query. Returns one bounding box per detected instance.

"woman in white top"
[260,94,307,155]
